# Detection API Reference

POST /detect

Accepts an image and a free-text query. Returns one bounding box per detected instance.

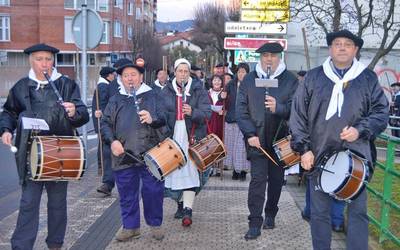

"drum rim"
[144,154,164,180]
[168,137,187,164]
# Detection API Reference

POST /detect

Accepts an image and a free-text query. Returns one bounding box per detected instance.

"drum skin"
[30,136,85,181]
[144,138,186,181]
[188,133,226,172]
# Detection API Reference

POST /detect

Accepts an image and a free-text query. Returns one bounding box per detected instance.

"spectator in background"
[390,82,400,137]
[150,68,169,91]
[92,66,116,197]
[223,73,233,88]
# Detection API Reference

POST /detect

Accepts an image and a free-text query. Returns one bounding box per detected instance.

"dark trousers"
[11,180,68,250]
[114,165,164,229]
[97,138,114,189]
[309,176,368,250]
[304,177,346,227]
[247,155,284,228]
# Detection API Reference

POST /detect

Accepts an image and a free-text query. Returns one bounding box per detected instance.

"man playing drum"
[0,43,89,250]
[162,58,212,227]
[101,62,167,242]
[290,29,389,249]
[236,42,299,240]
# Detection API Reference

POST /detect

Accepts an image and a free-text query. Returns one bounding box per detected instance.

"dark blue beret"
[113,58,133,68]
[116,63,145,75]
[99,67,115,77]
[326,29,364,49]
[24,43,59,54]
[255,43,283,54]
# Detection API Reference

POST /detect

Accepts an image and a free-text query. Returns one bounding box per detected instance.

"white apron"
[164,120,200,189]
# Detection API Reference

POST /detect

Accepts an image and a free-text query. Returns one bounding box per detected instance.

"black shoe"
[174,202,184,219]
[239,171,247,181]
[332,224,344,232]
[96,184,112,196]
[182,207,193,227]
[262,217,275,229]
[232,171,239,180]
[301,211,310,222]
[244,227,261,240]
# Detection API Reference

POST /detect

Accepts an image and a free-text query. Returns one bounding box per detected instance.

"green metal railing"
[367,133,400,247]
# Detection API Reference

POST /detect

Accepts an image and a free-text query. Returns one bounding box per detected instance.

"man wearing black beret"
[92,66,116,196]
[236,42,299,240]
[0,43,89,249]
[290,29,389,249]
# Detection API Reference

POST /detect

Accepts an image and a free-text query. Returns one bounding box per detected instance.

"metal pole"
[82,4,88,149]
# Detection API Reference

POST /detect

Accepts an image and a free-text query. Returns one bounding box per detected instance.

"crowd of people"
[0,28,390,250]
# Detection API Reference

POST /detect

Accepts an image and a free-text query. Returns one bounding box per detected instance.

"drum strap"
[189,119,212,145]
[272,120,285,143]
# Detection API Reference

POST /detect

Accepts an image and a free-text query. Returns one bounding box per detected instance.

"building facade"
[0,0,156,96]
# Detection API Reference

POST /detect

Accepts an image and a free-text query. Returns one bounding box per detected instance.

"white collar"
[119,82,152,96]
[255,60,286,79]
[172,77,192,98]
[209,89,221,105]
[28,67,62,90]
[154,79,167,89]
[97,76,109,85]
[323,57,366,120]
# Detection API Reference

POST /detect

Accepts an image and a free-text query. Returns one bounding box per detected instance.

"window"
[128,2,133,15]
[136,7,141,20]
[0,15,10,41]
[127,25,133,40]
[114,0,123,9]
[56,54,74,66]
[113,20,122,37]
[0,0,10,6]
[101,21,109,44]
[98,0,108,12]
[64,17,74,43]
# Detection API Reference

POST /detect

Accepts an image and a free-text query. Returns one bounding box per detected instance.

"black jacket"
[0,76,89,184]
[289,66,389,165]
[161,79,212,142]
[92,80,110,134]
[101,86,167,170]
[236,70,299,159]
[224,78,239,123]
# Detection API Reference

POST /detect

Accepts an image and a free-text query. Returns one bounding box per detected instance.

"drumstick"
[124,151,145,165]
[258,147,279,166]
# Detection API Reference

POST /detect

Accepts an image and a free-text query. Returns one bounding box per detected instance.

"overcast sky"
[157,0,214,22]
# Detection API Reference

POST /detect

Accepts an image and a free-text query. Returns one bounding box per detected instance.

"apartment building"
[0,0,156,96]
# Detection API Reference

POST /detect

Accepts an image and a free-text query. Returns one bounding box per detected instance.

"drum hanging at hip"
[189,133,227,172]
[272,135,300,168]
[318,150,369,201]
[29,136,86,181]
[144,138,187,181]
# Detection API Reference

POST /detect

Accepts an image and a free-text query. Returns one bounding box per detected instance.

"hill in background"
[156,20,194,32]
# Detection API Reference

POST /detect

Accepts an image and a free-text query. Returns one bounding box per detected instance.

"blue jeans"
[11,180,68,250]
[114,165,164,229]
[309,175,369,250]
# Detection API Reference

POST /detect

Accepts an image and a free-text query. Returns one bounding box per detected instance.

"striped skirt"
[223,122,251,172]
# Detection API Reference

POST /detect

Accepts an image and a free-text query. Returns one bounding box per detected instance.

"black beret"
[326,29,364,49]
[391,82,400,87]
[191,65,201,71]
[24,43,59,54]
[297,70,307,77]
[255,43,283,54]
[113,58,133,68]
[215,62,229,68]
[99,67,115,77]
[116,63,145,75]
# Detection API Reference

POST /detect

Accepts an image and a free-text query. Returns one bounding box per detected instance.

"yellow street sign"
[241,9,290,22]
[241,0,289,10]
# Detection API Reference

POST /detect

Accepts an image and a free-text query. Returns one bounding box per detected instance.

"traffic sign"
[225,22,287,35]
[224,37,287,50]
[234,50,260,64]
[241,0,289,9]
[72,8,104,49]
[241,9,289,22]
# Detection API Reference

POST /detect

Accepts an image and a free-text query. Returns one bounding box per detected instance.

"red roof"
[158,31,194,46]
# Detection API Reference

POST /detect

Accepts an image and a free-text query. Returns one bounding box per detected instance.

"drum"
[144,138,187,181]
[318,150,369,201]
[273,135,300,168]
[29,136,86,181]
[189,133,226,172]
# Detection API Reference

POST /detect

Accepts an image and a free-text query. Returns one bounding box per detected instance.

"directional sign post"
[225,22,287,35]
[224,37,288,51]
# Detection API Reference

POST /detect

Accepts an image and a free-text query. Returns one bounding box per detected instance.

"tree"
[168,46,198,67]
[192,1,240,59]
[291,0,400,69]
